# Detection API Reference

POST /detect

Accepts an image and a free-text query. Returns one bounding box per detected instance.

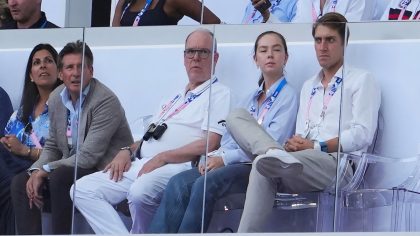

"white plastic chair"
[129,114,153,141]
[391,153,420,232]
[337,152,420,232]
[208,151,355,232]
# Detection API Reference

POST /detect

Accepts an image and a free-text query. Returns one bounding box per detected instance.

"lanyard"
[40,19,47,28]
[305,76,342,127]
[251,79,287,125]
[398,0,411,20]
[27,116,42,148]
[121,0,153,26]
[245,9,258,24]
[19,117,42,148]
[397,0,420,20]
[157,78,217,124]
[157,94,181,120]
[66,109,79,147]
[29,131,42,148]
[312,0,337,22]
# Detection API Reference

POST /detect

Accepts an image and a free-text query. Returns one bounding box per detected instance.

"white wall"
[1,22,418,156]
[1,23,419,153]
[42,0,92,27]
[41,0,66,27]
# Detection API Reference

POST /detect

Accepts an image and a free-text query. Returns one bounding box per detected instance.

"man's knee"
[70,173,105,201]
[127,183,159,206]
[190,175,205,195]
[49,166,74,190]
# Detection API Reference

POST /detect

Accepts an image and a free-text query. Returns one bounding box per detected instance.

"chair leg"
[391,188,405,231]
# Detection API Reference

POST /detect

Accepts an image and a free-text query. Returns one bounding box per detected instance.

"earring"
[31,79,34,82]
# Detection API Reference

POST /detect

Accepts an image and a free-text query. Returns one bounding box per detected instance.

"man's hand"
[252,0,271,21]
[284,135,314,152]
[26,169,48,209]
[199,156,224,175]
[138,152,167,177]
[103,150,132,182]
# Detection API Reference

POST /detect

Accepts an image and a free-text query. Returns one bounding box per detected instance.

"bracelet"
[36,148,41,159]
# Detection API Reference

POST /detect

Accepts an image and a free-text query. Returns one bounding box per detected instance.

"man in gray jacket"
[11,40,133,234]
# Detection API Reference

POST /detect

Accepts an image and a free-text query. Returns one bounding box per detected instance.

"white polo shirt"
[292,0,372,22]
[295,66,381,154]
[140,77,231,161]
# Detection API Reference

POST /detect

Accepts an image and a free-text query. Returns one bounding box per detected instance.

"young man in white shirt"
[227,12,381,232]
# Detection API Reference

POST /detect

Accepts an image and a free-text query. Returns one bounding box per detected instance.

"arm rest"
[340,152,419,192]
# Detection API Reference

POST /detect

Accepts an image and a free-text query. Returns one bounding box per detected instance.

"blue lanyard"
[40,19,47,28]
[158,78,218,123]
[250,78,287,124]
[399,0,412,9]
[122,0,153,26]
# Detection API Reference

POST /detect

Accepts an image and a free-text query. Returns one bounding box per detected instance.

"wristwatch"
[120,146,135,161]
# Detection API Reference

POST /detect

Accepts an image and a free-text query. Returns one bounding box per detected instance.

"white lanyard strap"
[305,76,343,125]
[157,78,218,124]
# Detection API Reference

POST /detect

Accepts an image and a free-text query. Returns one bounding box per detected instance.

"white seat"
[337,153,420,232]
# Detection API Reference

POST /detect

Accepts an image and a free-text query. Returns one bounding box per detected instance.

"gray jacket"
[31,78,133,171]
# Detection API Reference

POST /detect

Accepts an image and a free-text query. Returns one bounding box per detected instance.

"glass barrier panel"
[0,28,84,235]
[337,21,420,232]
[70,25,216,234]
[201,22,343,233]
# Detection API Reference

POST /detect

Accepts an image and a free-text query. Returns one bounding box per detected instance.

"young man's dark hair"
[312,12,350,44]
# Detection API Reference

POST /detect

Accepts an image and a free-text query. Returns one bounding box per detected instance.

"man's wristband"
[319,141,328,153]
[314,140,328,153]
